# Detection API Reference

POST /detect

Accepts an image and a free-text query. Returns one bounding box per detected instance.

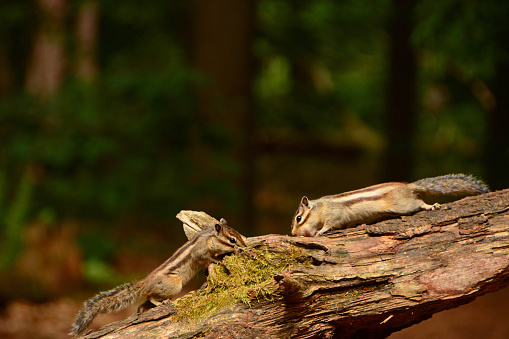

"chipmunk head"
[209,218,247,259]
[291,196,323,237]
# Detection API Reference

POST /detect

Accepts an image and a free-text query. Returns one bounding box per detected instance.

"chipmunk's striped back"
[292,173,489,237]
[70,219,246,337]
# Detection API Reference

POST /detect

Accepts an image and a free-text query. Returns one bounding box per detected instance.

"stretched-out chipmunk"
[291,174,489,237]
[70,219,246,337]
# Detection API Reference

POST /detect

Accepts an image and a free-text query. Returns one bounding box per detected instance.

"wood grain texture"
[82,189,509,339]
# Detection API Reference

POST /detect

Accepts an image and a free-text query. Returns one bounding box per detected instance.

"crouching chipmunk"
[291,173,489,237]
[70,219,246,337]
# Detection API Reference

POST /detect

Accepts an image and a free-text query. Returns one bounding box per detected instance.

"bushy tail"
[413,174,489,196]
[70,282,143,337]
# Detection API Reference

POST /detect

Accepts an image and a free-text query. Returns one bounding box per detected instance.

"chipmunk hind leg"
[144,275,182,305]
[419,201,441,211]
[387,186,440,214]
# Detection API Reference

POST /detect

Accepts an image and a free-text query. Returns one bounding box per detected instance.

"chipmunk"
[291,173,489,237]
[70,218,246,337]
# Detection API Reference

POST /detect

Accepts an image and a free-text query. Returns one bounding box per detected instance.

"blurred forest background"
[1,0,508,338]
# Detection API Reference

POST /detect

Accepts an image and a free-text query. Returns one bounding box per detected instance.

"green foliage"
[256,0,389,135]
[82,258,117,285]
[0,0,498,228]
[0,171,34,268]
[0,82,192,221]
[414,0,508,79]
[254,0,501,179]
[0,0,505,269]
[0,1,233,268]
[410,0,505,177]
[0,1,210,223]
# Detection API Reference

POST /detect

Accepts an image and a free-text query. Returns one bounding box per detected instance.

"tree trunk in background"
[0,41,11,97]
[191,0,256,231]
[381,0,417,182]
[485,6,509,191]
[25,0,67,100]
[485,68,509,190]
[75,0,99,82]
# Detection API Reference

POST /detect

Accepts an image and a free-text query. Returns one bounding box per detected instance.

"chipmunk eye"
[296,215,302,223]
[229,237,237,244]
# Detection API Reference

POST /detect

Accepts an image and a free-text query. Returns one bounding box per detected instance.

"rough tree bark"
[82,189,509,339]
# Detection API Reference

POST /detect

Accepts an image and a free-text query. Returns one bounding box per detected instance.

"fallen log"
[81,189,509,339]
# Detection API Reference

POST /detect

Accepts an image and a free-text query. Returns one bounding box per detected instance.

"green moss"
[172,245,311,321]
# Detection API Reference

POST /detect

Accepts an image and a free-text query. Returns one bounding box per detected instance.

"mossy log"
[82,189,509,339]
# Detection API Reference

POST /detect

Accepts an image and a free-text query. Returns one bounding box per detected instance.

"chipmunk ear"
[301,196,310,208]
[219,218,227,226]
[215,223,222,234]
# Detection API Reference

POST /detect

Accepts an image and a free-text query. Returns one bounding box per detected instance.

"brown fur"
[70,220,245,337]
[291,174,489,237]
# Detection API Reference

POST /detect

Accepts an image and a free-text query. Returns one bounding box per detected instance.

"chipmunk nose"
[293,229,311,237]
